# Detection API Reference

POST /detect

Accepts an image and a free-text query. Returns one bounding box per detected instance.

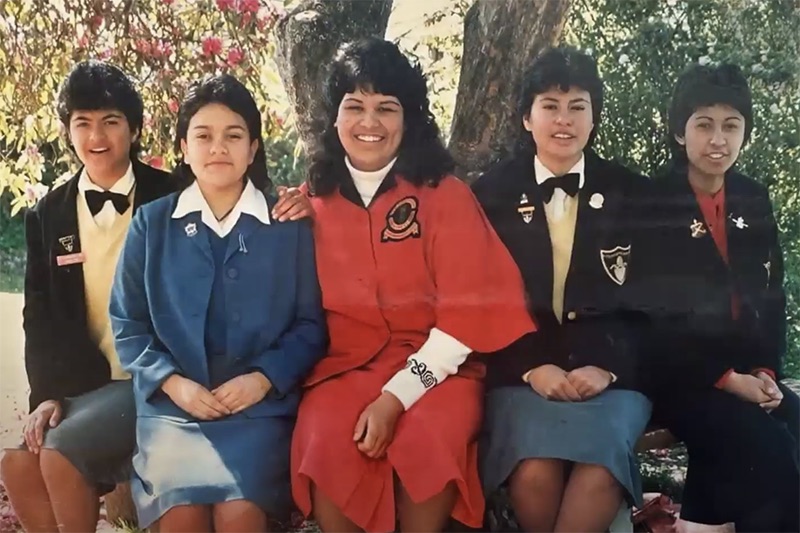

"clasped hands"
[161,372,272,420]
[527,364,613,401]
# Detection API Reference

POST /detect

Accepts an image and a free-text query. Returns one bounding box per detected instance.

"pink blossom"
[216,0,236,10]
[226,47,245,67]
[239,0,260,14]
[134,39,151,55]
[162,0,175,4]
[97,48,113,60]
[146,156,165,169]
[202,36,223,57]
[168,98,180,114]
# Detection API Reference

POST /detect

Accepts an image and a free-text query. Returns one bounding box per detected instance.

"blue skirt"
[480,386,651,507]
[131,414,293,527]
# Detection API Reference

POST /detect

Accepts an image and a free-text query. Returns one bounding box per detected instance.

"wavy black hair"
[56,60,144,157]
[173,74,271,193]
[307,37,454,196]
[667,63,753,164]
[514,46,603,155]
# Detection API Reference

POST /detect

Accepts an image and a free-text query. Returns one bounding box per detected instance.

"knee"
[0,449,39,487]
[508,458,564,496]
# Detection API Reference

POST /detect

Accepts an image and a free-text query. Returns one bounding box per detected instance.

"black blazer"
[472,150,650,390]
[636,167,786,395]
[23,160,175,410]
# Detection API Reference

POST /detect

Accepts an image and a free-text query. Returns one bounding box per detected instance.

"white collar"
[534,155,586,189]
[171,179,270,237]
[77,163,135,195]
[345,156,397,182]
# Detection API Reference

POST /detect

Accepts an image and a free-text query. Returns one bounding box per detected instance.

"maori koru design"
[407,358,438,388]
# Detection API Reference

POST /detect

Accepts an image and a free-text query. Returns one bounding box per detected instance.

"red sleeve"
[752,367,776,381]
[426,177,536,352]
[714,368,735,389]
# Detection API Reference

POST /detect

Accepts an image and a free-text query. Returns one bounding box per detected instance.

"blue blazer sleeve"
[249,220,327,396]
[110,209,181,399]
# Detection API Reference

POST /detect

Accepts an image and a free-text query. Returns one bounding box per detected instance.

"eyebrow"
[342,96,401,106]
[71,112,124,122]
[694,115,742,121]
[191,124,247,130]
[540,97,590,105]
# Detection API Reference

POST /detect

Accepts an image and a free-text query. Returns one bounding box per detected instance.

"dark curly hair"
[514,46,604,155]
[172,74,271,193]
[56,60,144,158]
[667,63,753,164]
[307,37,454,196]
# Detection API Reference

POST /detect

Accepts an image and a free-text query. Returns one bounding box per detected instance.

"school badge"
[690,218,707,238]
[600,245,630,286]
[58,235,75,252]
[517,192,535,224]
[184,222,198,237]
[381,196,421,242]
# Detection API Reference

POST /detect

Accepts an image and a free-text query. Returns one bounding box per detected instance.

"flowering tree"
[0,0,288,216]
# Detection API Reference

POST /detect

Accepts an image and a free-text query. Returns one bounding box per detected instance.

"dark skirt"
[132,413,295,527]
[480,386,652,507]
[16,380,135,495]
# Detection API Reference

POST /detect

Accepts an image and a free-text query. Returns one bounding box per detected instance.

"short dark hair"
[56,60,144,158]
[173,74,271,193]
[515,46,604,154]
[667,63,753,163]
[307,37,454,196]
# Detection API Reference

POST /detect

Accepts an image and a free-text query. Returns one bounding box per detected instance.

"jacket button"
[227,268,238,279]
[567,311,577,320]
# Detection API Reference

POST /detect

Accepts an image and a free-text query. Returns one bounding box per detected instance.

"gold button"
[567,311,577,320]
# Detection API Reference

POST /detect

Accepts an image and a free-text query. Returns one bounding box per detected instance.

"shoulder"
[132,160,177,196]
[586,151,649,192]
[471,154,528,200]
[134,191,180,227]
[726,170,770,198]
[31,171,79,217]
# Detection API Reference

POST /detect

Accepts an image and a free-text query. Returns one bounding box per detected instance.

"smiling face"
[180,102,257,193]
[68,108,137,184]
[523,86,594,173]
[676,104,745,179]
[335,87,404,172]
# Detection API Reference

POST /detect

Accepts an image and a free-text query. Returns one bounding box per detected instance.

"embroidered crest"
[690,218,707,238]
[730,214,748,229]
[381,196,421,242]
[589,192,604,209]
[407,358,438,388]
[600,245,631,286]
[516,192,535,223]
[184,222,197,237]
[58,235,75,252]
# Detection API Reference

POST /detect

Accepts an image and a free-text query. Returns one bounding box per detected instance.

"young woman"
[290,38,535,533]
[0,60,174,533]
[472,46,652,532]
[109,74,327,531]
[640,63,799,532]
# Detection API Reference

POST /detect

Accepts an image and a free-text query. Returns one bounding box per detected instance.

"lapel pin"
[519,193,529,204]
[589,192,604,209]
[58,235,75,252]
[764,260,771,278]
[517,205,535,224]
[184,222,197,237]
[730,214,748,229]
[690,218,707,238]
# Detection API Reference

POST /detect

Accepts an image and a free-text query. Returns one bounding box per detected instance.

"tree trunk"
[448,0,572,181]
[274,0,394,152]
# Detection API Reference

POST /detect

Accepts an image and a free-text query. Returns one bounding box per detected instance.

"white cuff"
[381,327,472,410]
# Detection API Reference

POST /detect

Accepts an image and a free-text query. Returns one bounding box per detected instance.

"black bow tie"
[85,190,130,216]
[540,173,580,203]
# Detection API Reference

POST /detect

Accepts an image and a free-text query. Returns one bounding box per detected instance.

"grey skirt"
[480,386,652,507]
[17,380,135,495]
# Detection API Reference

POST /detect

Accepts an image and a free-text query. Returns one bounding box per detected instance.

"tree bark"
[274,0,393,152]
[448,0,572,181]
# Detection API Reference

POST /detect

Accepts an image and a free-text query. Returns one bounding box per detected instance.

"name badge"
[56,252,86,266]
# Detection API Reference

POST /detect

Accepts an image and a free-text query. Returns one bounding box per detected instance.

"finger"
[276,197,307,222]
[23,423,36,453]
[276,185,288,196]
[50,405,63,427]
[362,421,379,452]
[281,203,309,222]
[353,412,368,442]
[200,392,231,416]
[562,382,583,402]
[33,416,46,447]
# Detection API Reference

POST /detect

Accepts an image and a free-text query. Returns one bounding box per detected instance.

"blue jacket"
[110,192,327,420]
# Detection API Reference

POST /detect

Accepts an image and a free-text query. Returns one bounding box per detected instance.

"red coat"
[292,174,534,531]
